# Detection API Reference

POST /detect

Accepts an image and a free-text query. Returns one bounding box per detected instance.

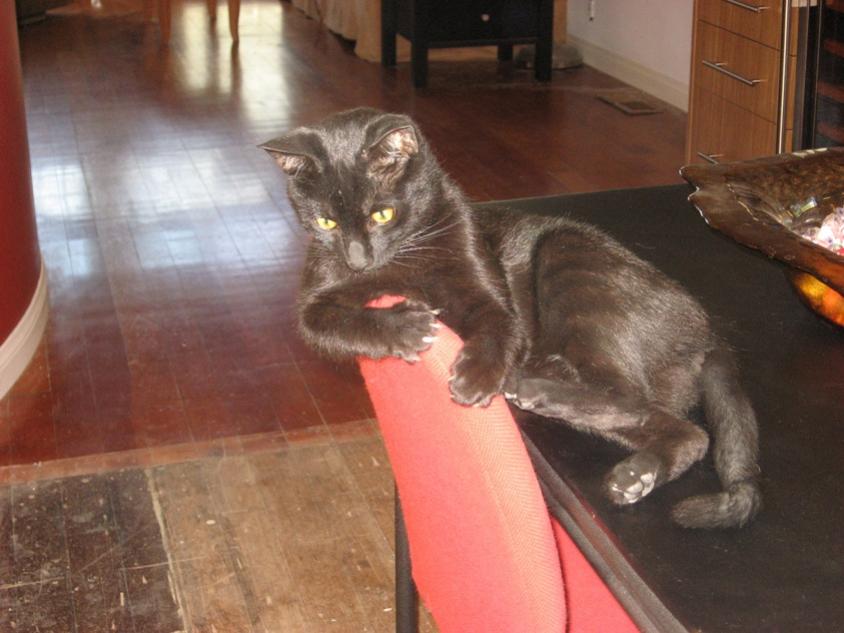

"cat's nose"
[345,240,371,271]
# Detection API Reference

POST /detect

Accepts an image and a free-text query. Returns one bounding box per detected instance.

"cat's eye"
[371,207,395,225]
[316,217,337,231]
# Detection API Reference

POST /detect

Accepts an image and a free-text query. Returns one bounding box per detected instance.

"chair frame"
[395,488,420,633]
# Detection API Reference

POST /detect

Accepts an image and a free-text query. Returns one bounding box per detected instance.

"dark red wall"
[0,5,42,344]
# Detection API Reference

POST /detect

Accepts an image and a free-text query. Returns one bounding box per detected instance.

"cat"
[261,107,761,529]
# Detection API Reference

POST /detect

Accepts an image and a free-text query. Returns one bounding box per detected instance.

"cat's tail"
[671,344,762,529]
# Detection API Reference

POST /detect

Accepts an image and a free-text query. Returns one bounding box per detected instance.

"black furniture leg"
[381,0,397,67]
[411,41,428,88]
[411,0,428,87]
[498,43,514,62]
[535,0,554,81]
[395,487,419,633]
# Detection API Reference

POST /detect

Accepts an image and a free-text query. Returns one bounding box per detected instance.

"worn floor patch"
[0,433,437,632]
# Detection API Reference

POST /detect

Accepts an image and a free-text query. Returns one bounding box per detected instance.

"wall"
[567,0,694,110]
[0,2,47,398]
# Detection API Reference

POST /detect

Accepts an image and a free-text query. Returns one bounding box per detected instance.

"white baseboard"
[568,35,689,112]
[0,260,49,400]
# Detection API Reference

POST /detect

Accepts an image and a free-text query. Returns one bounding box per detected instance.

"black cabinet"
[382,0,554,87]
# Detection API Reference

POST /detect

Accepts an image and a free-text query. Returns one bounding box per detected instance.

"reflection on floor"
[4,0,686,629]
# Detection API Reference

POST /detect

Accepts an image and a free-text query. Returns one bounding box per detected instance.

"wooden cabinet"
[686,0,797,164]
[696,0,784,48]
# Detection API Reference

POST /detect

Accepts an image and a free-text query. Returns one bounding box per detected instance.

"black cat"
[261,107,761,529]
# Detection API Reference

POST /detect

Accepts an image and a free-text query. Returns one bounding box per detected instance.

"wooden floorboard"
[2,480,76,632]
[62,474,131,633]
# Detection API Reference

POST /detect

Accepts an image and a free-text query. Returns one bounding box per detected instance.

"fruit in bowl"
[681,148,844,328]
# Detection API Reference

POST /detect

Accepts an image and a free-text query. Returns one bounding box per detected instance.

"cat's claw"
[501,377,554,414]
[513,397,535,410]
[379,299,439,361]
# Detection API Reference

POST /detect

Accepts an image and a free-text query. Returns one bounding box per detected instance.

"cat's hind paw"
[605,452,662,505]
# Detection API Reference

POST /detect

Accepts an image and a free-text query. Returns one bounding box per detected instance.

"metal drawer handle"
[702,60,763,86]
[724,0,769,13]
[696,151,724,164]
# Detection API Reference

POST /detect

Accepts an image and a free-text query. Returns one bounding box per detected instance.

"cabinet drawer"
[697,0,782,49]
[689,88,776,163]
[694,20,780,121]
[397,1,540,45]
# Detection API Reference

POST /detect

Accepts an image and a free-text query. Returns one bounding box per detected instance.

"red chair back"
[358,300,567,633]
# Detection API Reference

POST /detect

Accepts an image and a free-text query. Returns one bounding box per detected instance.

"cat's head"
[261,108,438,273]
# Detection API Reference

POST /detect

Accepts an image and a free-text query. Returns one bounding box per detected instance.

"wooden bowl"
[681,148,844,328]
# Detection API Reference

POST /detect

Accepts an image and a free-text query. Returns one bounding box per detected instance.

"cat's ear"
[260,133,319,177]
[364,114,419,184]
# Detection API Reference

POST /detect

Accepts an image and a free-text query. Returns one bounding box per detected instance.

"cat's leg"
[438,290,524,407]
[507,370,708,506]
[602,410,708,506]
[300,290,439,361]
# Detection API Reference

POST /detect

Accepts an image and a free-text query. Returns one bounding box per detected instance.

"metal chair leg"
[395,487,419,633]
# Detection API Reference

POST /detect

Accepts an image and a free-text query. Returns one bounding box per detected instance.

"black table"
[478,185,844,633]
[381,0,553,87]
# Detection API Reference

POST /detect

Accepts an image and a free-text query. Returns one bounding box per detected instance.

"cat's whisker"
[396,233,459,255]
[411,212,455,236]
[392,252,429,260]
[393,250,442,262]
[411,220,461,243]
[395,246,454,258]
[398,244,453,252]
[402,216,461,246]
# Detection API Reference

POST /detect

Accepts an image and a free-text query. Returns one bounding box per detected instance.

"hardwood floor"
[0,422,438,632]
[3,0,687,629]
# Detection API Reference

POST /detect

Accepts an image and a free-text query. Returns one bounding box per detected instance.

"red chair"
[358,297,640,633]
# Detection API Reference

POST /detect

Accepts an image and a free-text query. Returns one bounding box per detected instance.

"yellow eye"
[316,217,337,231]
[371,207,395,225]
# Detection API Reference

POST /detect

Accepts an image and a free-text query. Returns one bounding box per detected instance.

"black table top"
[477,185,844,633]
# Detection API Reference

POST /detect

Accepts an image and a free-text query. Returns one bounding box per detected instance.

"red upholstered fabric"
[551,520,639,633]
[359,299,566,633]
[358,296,639,633]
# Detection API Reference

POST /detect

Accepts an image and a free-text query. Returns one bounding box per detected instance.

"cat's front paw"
[449,348,506,407]
[378,300,439,362]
